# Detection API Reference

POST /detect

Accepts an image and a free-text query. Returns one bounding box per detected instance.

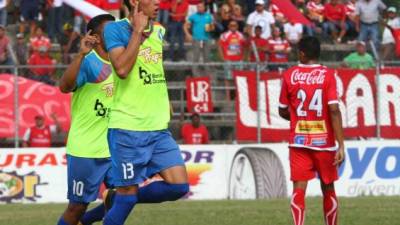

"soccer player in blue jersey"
[57,14,116,225]
[102,0,189,224]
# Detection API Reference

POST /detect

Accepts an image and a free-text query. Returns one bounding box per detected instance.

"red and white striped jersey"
[266,37,291,63]
[306,1,325,14]
[346,1,356,16]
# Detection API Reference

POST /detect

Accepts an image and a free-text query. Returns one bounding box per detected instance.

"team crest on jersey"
[102,82,114,97]
[138,47,162,64]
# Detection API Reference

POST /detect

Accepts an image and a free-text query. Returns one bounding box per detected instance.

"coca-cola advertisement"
[234,68,400,142]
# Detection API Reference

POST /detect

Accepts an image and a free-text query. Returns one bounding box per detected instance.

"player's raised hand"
[333,146,345,166]
[132,1,149,33]
[79,30,97,55]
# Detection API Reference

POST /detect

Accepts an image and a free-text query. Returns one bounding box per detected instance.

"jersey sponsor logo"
[294,134,327,146]
[311,136,327,146]
[295,120,327,134]
[94,99,109,118]
[294,135,306,145]
[0,171,46,203]
[139,67,166,85]
[290,68,327,85]
[138,47,162,64]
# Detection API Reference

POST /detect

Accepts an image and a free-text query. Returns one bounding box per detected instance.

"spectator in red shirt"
[322,0,347,43]
[158,0,171,26]
[27,46,56,85]
[181,113,209,144]
[29,26,52,54]
[22,113,61,148]
[218,20,246,100]
[304,0,324,36]
[218,20,246,62]
[248,25,268,62]
[168,0,189,61]
[266,27,291,71]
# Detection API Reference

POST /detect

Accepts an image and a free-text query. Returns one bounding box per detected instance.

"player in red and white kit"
[278,36,345,225]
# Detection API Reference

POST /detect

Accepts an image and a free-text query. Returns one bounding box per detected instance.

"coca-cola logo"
[290,68,327,85]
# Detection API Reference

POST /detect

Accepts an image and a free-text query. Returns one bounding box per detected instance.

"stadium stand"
[0,0,399,147]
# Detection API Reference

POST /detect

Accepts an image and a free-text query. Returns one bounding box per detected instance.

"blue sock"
[57,217,68,225]
[80,204,105,225]
[103,194,137,225]
[138,181,189,203]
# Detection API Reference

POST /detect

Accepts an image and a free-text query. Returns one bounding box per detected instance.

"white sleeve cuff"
[279,103,288,108]
[50,125,57,133]
[23,128,31,141]
[328,100,339,105]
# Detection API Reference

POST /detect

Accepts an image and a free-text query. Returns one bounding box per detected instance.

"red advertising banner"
[186,76,213,113]
[0,74,71,138]
[234,68,400,142]
[390,28,400,57]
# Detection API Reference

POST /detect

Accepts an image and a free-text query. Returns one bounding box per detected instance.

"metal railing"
[1,58,400,147]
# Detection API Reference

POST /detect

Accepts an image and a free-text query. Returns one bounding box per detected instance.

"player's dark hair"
[124,0,132,11]
[255,25,262,31]
[87,14,115,35]
[298,36,321,60]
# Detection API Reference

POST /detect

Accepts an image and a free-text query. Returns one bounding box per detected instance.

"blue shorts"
[67,155,114,204]
[107,129,185,187]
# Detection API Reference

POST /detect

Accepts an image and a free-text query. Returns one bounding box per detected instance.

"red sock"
[291,188,305,225]
[323,190,338,225]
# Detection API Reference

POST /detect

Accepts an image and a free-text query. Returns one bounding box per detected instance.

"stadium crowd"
[0,0,397,74]
[0,0,398,145]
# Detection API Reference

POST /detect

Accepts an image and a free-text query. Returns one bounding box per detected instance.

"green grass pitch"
[1,197,400,225]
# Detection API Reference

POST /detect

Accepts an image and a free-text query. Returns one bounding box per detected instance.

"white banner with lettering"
[0,140,399,203]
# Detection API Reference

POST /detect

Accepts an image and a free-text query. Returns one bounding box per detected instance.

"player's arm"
[329,103,345,166]
[279,107,290,121]
[59,31,96,93]
[327,72,345,166]
[278,77,290,121]
[108,6,148,79]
